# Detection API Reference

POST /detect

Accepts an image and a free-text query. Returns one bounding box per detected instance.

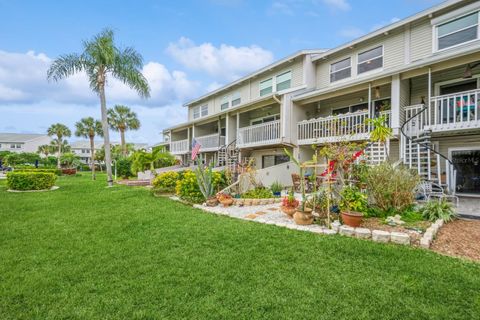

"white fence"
[196,134,225,151]
[237,120,281,148]
[170,139,189,154]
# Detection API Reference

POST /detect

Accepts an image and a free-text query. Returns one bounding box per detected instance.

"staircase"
[218,140,240,174]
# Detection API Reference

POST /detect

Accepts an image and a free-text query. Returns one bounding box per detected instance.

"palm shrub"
[419,199,457,222]
[365,162,420,214]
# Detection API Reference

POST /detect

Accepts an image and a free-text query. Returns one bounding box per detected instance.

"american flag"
[191,138,201,161]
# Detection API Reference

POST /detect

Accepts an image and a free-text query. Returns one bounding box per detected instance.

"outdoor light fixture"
[463,62,480,78]
[374,86,381,99]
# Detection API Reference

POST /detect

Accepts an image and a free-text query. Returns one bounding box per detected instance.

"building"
[71,141,149,164]
[163,0,480,197]
[0,133,51,154]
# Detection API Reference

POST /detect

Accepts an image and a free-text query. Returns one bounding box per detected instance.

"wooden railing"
[170,139,189,154]
[297,110,391,144]
[237,120,281,148]
[196,133,225,150]
[429,88,480,131]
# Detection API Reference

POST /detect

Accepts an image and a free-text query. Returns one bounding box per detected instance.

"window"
[436,12,479,51]
[260,78,273,96]
[10,144,21,149]
[221,96,229,110]
[193,106,200,119]
[193,105,208,119]
[330,58,351,82]
[250,114,280,126]
[231,92,241,107]
[332,107,350,115]
[262,155,290,169]
[357,46,383,74]
[276,71,291,91]
[201,105,208,117]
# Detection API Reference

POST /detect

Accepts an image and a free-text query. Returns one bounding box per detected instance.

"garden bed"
[360,218,432,246]
[431,219,480,261]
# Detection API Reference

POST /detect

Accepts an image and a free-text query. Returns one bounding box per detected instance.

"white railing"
[429,89,480,131]
[170,139,189,154]
[196,133,225,151]
[403,104,426,138]
[297,110,391,144]
[237,120,281,148]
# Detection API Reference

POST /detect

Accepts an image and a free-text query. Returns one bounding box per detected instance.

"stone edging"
[7,186,60,193]
[420,219,444,248]
[337,225,411,245]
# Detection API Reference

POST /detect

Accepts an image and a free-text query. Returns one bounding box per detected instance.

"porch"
[194,118,226,152]
[236,103,282,148]
[170,128,190,155]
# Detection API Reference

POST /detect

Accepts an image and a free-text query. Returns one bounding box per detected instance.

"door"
[451,148,480,195]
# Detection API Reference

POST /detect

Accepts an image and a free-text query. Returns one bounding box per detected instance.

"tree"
[47,123,71,168]
[37,144,54,158]
[366,115,393,160]
[47,29,150,186]
[60,152,81,168]
[108,105,140,156]
[50,138,71,154]
[75,117,103,180]
[130,147,175,174]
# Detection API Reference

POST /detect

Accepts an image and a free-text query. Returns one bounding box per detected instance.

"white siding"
[410,19,432,62]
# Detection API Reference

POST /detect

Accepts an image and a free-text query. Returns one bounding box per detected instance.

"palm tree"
[108,105,140,156]
[37,144,53,157]
[47,29,150,186]
[75,117,103,180]
[47,123,71,168]
[367,115,393,160]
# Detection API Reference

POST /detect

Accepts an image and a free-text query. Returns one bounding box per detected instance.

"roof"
[183,49,327,107]
[70,140,148,150]
[311,0,464,62]
[0,133,49,143]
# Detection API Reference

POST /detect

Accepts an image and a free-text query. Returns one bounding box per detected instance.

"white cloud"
[166,37,274,82]
[321,0,350,11]
[338,27,364,39]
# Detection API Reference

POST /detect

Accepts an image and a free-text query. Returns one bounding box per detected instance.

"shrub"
[175,170,224,203]
[152,171,179,193]
[116,158,133,179]
[270,181,283,194]
[339,186,367,213]
[419,199,457,222]
[365,162,420,214]
[241,187,274,199]
[7,172,57,191]
[14,168,62,176]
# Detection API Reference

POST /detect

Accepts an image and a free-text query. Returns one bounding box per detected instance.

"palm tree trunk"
[90,136,96,180]
[57,138,61,169]
[99,83,114,186]
[120,129,126,156]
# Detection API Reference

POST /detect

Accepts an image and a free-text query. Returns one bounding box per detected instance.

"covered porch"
[236,102,282,148]
[194,118,226,152]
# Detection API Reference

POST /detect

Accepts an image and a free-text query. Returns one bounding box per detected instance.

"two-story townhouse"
[71,141,149,165]
[0,133,51,155]
[293,0,480,196]
[163,49,325,169]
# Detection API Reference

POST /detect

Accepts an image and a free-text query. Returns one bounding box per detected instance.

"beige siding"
[384,32,405,69]
[410,19,432,62]
[238,104,280,128]
[434,134,480,174]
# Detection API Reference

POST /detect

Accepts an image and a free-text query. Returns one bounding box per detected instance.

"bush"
[116,158,133,179]
[419,199,457,222]
[365,162,420,214]
[7,172,57,191]
[339,186,368,213]
[241,187,274,199]
[175,170,225,203]
[14,168,62,176]
[152,171,179,193]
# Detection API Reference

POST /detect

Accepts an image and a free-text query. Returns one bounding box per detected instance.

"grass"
[0,174,479,319]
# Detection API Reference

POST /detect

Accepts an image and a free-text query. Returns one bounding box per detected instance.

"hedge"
[7,172,57,191]
[14,168,62,176]
[152,171,179,193]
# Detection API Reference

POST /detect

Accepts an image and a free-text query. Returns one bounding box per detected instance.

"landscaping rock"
[355,228,371,239]
[420,237,431,248]
[323,229,337,235]
[331,220,341,232]
[339,225,355,237]
[385,214,405,226]
[390,232,410,245]
[372,230,390,243]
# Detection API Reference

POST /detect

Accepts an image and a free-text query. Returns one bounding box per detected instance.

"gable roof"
[0,133,49,143]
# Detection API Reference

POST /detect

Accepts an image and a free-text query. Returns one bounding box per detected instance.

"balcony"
[237,120,281,148]
[297,111,391,145]
[196,133,226,152]
[428,89,480,132]
[170,139,189,155]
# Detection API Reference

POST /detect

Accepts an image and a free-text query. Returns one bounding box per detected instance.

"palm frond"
[47,53,85,82]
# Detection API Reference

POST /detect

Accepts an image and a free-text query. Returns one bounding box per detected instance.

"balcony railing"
[297,110,391,144]
[196,133,225,151]
[429,88,480,131]
[170,139,189,154]
[237,120,281,148]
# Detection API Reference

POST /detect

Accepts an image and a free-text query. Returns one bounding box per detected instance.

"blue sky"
[0,0,443,144]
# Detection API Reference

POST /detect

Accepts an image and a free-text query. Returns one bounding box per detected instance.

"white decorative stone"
[420,237,431,248]
[323,229,337,235]
[435,219,444,228]
[372,230,390,243]
[355,228,371,239]
[331,220,341,232]
[390,232,410,245]
[339,225,355,237]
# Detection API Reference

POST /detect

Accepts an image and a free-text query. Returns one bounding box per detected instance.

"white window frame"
[201,105,208,117]
[330,57,352,83]
[231,91,241,107]
[259,77,273,96]
[433,76,480,96]
[259,69,292,96]
[275,70,292,92]
[221,95,230,110]
[432,4,480,53]
[193,106,201,119]
[357,45,384,75]
[249,113,280,126]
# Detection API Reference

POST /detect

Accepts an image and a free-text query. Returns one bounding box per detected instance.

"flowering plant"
[281,189,299,208]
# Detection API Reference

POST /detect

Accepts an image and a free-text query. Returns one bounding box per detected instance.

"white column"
[236,112,240,142]
[427,67,432,126]
[225,114,229,145]
[391,74,401,132]
[368,83,372,118]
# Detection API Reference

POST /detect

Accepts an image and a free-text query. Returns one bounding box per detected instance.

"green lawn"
[0,174,479,319]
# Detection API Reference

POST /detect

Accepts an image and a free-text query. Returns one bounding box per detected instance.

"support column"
[427,67,432,126]
[368,83,372,118]
[391,74,401,132]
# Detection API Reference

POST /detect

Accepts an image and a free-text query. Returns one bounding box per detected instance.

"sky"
[0,0,444,145]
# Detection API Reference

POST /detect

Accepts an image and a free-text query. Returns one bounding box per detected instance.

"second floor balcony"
[297,110,391,145]
[196,133,226,151]
[237,120,281,148]
[170,139,190,155]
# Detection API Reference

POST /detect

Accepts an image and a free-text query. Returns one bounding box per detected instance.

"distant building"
[70,140,148,164]
[0,133,51,154]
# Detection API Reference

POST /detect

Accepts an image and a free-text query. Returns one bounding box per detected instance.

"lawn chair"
[291,173,301,192]
[416,181,459,207]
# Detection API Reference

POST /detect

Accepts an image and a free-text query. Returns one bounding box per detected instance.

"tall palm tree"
[47,123,71,168]
[75,117,103,180]
[37,144,53,157]
[108,105,140,156]
[47,29,150,186]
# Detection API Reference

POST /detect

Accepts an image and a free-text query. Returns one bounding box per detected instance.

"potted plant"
[270,181,283,197]
[217,192,234,207]
[339,186,367,227]
[281,188,299,217]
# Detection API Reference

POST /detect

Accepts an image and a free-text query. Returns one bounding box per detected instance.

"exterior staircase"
[218,139,240,176]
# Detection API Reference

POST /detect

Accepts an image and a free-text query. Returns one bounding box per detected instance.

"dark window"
[262,155,290,168]
[440,80,477,95]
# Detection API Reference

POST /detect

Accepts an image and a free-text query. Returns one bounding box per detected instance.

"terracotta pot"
[206,198,218,207]
[219,198,234,207]
[281,206,297,217]
[294,208,314,225]
[341,211,363,227]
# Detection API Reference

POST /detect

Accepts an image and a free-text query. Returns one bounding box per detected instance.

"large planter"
[281,206,297,217]
[341,211,363,227]
[293,208,314,225]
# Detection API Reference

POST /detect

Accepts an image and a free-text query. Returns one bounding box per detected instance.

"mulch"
[431,219,480,262]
